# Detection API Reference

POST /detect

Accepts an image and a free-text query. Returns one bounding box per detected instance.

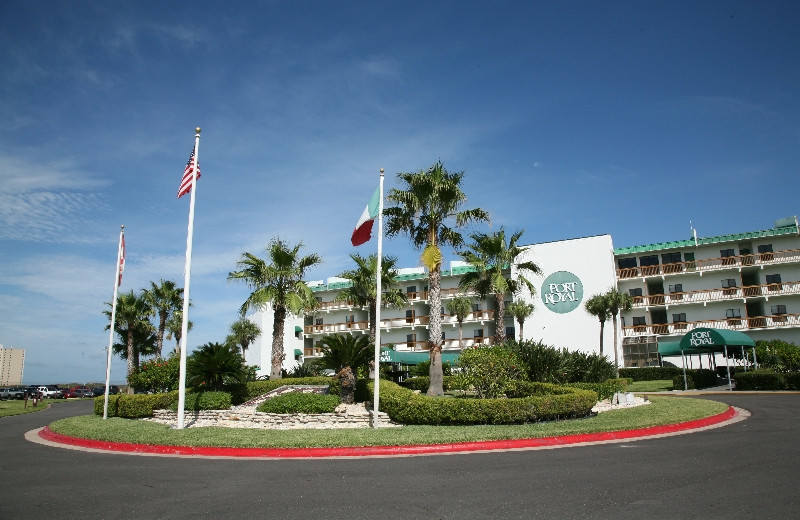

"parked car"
[0,388,25,400]
[91,385,120,397]
[73,389,94,399]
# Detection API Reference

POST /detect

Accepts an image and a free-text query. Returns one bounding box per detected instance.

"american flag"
[177,148,201,198]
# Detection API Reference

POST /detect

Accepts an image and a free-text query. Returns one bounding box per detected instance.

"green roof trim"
[310,265,480,292]
[614,224,799,255]
[379,348,460,365]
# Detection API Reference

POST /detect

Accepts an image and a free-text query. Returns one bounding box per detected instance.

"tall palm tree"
[335,253,408,345]
[605,288,633,377]
[317,334,372,404]
[228,237,322,380]
[384,161,489,396]
[226,317,262,357]
[458,228,541,344]
[506,299,535,341]
[143,279,183,359]
[446,295,473,348]
[187,342,246,391]
[104,290,153,385]
[584,293,610,356]
[165,309,192,354]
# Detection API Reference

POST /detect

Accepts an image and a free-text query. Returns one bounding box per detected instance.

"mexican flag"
[351,186,380,246]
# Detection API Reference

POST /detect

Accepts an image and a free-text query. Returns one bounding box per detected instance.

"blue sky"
[2,1,799,384]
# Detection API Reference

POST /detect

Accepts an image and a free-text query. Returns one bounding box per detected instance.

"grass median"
[47,396,729,449]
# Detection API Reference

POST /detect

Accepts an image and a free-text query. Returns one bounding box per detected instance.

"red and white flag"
[118,233,125,287]
[177,148,201,198]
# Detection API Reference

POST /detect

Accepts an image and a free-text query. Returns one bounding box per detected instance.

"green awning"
[657,341,683,357]
[294,326,303,333]
[379,348,460,365]
[678,328,756,352]
[294,349,302,356]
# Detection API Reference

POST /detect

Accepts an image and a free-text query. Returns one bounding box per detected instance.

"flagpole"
[373,169,384,428]
[103,225,125,419]
[177,127,201,429]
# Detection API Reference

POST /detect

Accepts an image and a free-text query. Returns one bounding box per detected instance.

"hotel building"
[244,217,800,377]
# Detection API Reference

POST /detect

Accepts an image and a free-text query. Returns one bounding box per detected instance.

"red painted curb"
[39,406,738,458]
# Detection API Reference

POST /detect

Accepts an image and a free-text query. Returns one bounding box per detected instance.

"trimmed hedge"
[377,380,597,425]
[785,372,800,390]
[94,392,179,418]
[619,367,684,381]
[169,391,231,411]
[399,375,458,392]
[565,379,628,401]
[257,392,340,414]
[734,370,786,391]
[243,377,336,401]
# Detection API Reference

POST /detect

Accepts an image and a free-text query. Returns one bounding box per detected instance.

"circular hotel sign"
[541,271,584,314]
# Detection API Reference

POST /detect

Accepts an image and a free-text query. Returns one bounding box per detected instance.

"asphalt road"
[1,394,797,520]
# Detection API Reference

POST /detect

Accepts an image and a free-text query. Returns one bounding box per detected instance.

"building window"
[766,274,782,284]
[639,255,659,266]
[407,285,416,294]
[315,318,323,325]
[506,326,515,338]
[632,316,646,326]
[726,309,742,319]
[672,313,687,323]
[629,288,643,297]
[758,244,775,261]
[721,279,737,288]
[406,333,416,344]
[668,284,683,293]
[661,252,682,264]
[474,329,484,338]
[405,309,415,324]
[771,305,787,315]
[618,257,637,269]
[721,248,736,265]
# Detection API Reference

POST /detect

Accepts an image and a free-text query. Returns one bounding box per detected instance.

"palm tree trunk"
[427,267,444,396]
[458,322,464,349]
[338,366,356,404]
[494,293,506,344]
[271,305,287,379]
[155,313,167,359]
[612,315,619,378]
[518,320,524,341]
[126,330,135,394]
[369,300,377,346]
[599,320,605,356]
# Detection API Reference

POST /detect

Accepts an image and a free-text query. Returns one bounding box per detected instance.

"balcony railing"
[314,288,479,310]
[630,280,800,307]
[617,248,800,279]
[304,310,495,335]
[623,313,800,337]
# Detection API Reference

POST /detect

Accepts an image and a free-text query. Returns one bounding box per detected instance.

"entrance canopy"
[678,328,756,352]
[380,348,460,365]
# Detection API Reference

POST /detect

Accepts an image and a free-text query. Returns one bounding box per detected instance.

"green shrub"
[673,374,695,390]
[454,346,526,398]
[377,380,596,425]
[94,392,179,418]
[620,367,684,381]
[565,380,627,401]
[690,369,718,389]
[257,392,340,414]
[734,370,785,391]
[504,340,563,383]
[127,356,180,393]
[784,372,800,390]
[244,377,335,401]
[399,376,458,392]
[169,391,232,411]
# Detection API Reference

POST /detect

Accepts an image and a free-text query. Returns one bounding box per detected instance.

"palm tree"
[605,288,633,377]
[104,290,153,387]
[506,299,535,341]
[143,279,183,359]
[226,317,262,357]
[384,161,489,396]
[584,293,610,356]
[335,253,408,345]
[187,342,246,391]
[458,228,541,344]
[165,309,192,354]
[446,295,473,348]
[228,237,322,380]
[317,334,372,404]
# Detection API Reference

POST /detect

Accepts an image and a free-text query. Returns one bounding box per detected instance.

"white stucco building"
[245,216,800,377]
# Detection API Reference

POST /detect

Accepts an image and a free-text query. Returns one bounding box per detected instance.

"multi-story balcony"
[314,287,479,311]
[622,312,800,337]
[303,310,495,335]
[617,248,800,280]
[630,280,800,308]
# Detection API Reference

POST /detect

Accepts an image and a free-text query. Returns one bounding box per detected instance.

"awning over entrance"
[379,348,460,365]
[678,328,756,351]
[659,328,756,391]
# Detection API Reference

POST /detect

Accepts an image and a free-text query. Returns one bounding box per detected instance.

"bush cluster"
[505,340,615,383]
[169,391,232,411]
[453,346,526,398]
[400,376,457,392]
[563,380,628,401]
[734,369,799,390]
[619,367,684,381]
[95,392,179,418]
[257,392,340,414]
[377,380,597,425]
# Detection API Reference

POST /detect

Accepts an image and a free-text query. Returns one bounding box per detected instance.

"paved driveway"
[1,394,797,519]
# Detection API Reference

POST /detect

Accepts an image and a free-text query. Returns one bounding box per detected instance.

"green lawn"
[0,398,64,417]
[47,396,729,449]
[626,379,675,392]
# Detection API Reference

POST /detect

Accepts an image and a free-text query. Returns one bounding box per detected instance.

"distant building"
[0,345,25,386]
[245,216,800,377]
